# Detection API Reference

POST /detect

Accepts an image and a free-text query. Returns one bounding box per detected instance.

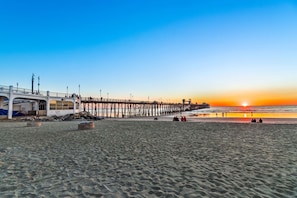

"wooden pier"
[0,84,209,119]
[81,97,210,118]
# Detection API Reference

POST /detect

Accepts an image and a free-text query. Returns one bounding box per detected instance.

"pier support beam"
[8,86,13,119]
[46,91,50,117]
[0,97,4,109]
[73,97,76,115]
[33,101,39,111]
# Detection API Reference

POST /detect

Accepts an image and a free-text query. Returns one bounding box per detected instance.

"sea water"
[188,106,297,123]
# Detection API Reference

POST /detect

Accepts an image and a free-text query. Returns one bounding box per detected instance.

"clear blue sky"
[1,0,297,105]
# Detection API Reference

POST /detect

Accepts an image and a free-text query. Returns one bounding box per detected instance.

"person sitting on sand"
[181,116,186,122]
[173,116,179,121]
[251,119,256,123]
[259,118,263,123]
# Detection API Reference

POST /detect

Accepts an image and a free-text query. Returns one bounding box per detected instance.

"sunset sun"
[242,102,248,107]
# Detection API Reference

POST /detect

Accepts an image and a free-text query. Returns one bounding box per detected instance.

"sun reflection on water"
[191,106,297,119]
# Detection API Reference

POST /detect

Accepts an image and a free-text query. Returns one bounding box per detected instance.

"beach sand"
[1,120,297,197]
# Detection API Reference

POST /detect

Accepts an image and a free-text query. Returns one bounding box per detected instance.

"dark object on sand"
[251,119,256,123]
[173,116,179,121]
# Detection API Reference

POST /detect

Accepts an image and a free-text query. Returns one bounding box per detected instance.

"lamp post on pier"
[38,76,40,94]
[31,73,35,94]
[130,93,133,101]
[78,84,80,96]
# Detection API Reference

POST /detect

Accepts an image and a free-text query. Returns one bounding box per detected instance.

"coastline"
[2,114,297,124]
[186,117,297,124]
[116,115,297,124]
[1,120,297,197]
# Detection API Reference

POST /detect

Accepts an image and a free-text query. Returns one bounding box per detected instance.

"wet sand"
[1,120,297,197]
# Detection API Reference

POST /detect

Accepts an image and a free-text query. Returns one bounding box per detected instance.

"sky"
[1,0,297,106]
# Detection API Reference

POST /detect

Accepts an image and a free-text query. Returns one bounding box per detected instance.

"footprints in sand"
[1,121,297,197]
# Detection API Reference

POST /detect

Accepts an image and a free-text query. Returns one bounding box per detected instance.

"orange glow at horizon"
[191,87,297,106]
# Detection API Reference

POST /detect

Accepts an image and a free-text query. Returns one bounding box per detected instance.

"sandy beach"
[1,120,297,197]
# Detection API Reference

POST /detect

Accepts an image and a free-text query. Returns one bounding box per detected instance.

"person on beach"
[259,118,263,123]
[173,116,179,121]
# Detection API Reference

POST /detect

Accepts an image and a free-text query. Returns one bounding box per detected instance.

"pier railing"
[0,85,175,104]
[0,85,70,98]
[80,97,178,105]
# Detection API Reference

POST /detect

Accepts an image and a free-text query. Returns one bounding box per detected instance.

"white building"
[0,85,81,119]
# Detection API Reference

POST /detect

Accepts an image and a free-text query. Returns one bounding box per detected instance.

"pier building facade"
[0,85,80,119]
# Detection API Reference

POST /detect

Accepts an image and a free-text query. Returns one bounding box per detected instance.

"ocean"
[86,105,297,123]
[186,105,297,124]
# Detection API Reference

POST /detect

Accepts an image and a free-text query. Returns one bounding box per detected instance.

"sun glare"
[242,102,248,107]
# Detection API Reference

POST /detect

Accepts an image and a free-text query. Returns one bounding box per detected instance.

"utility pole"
[31,73,35,94]
[38,76,40,94]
